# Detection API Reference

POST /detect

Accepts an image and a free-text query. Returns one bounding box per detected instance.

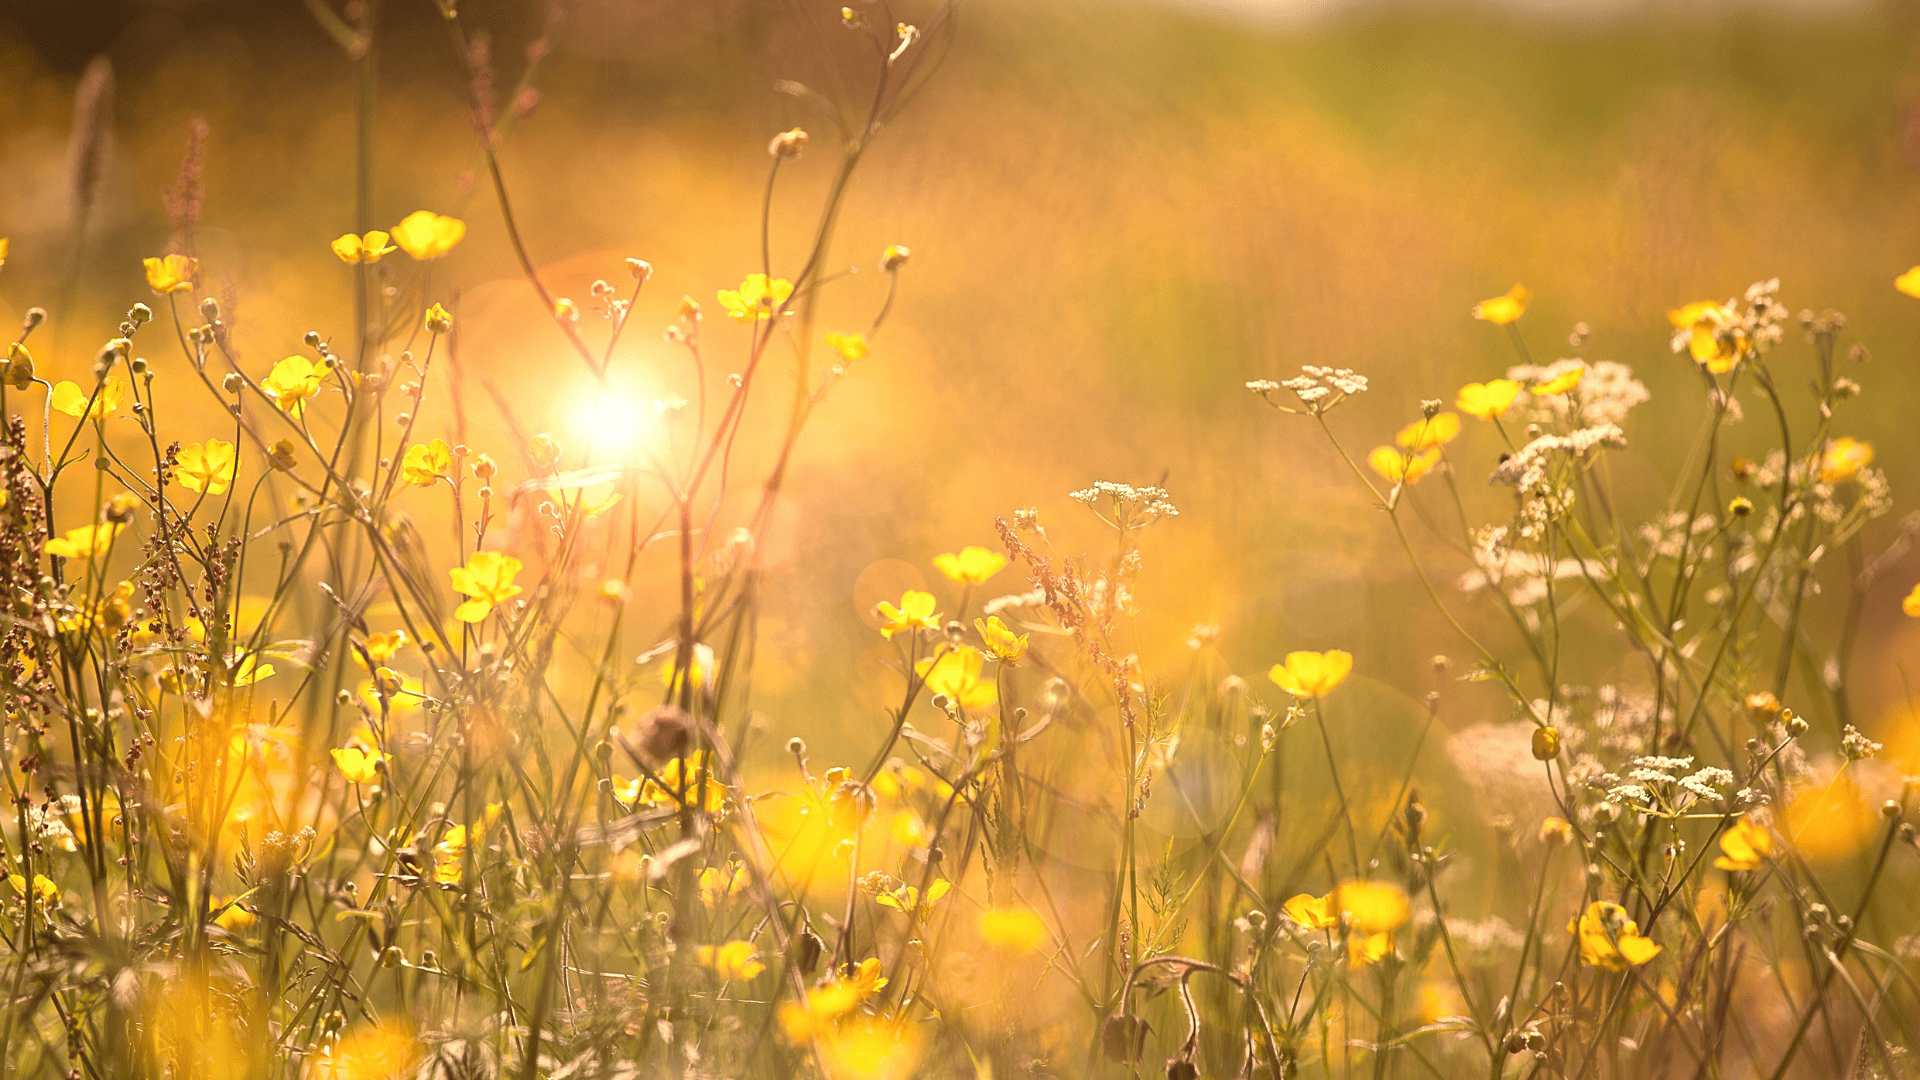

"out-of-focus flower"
[528,433,563,469]
[1713,817,1772,872]
[817,1021,923,1080]
[175,439,236,495]
[449,551,524,622]
[916,646,997,709]
[891,810,932,848]
[1348,931,1394,966]
[875,878,950,922]
[263,355,328,416]
[716,273,793,323]
[779,982,863,1042]
[1456,379,1521,420]
[50,377,124,420]
[1668,300,1742,373]
[423,303,453,334]
[1532,363,1585,395]
[1471,284,1529,324]
[696,939,766,981]
[230,653,275,686]
[1570,900,1661,971]
[1897,265,1920,298]
[46,522,123,560]
[308,1020,419,1080]
[979,906,1048,951]
[389,211,466,260]
[1904,584,1920,618]
[331,231,396,264]
[699,862,750,907]
[331,743,387,785]
[1268,649,1352,699]
[880,245,911,272]
[933,546,1006,584]
[432,804,503,885]
[211,896,255,932]
[7,874,59,911]
[1540,817,1574,844]
[353,630,408,669]
[1395,413,1460,450]
[825,331,868,360]
[1282,892,1336,930]
[1368,446,1439,485]
[1335,881,1410,932]
[975,615,1028,664]
[144,254,197,294]
[876,590,939,639]
[401,439,452,487]
[1819,437,1872,483]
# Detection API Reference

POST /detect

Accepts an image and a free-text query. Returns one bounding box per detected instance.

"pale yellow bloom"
[698,862,750,907]
[1456,379,1521,420]
[143,253,197,294]
[1471,283,1529,324]
[1532,364,1586,395]
[1268,649,1352,699]
[50,377,125,420]
[1368,446,1439,485]
[933,545,1007,584]
[7,873,58,910]
[916,646,997,709]
[352,630,409,669]
[176,439,236,495]
[716,273,794,323]
[875,878,950,922]
[331,744,387,785]
[1904,584,1920,618]
[825,331,868,360]
[1898,266,1920,298]
[696,939,766,981]
[975,615,1028,664]
[449,551,524,622]
[262,355,328,416]
[389,211,466,260]
[876,590,939,639]
[1668,301,1742,373]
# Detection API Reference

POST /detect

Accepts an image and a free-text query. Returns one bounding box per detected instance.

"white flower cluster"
[1275,365,1368,413]
[1668,278,1789,364]
[1068,481,1179,526]
[1459,531,1608,607]
[1506,359,1650,428]
[1593,755,1737,811]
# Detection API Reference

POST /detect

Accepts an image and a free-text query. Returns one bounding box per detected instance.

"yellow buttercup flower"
[432,804,504,885]
[353,630,409,669]
[1368,446,1439,486]
[1335,882,1410,932]
[449,550,524,622]
[1471,283,1529,324]
[331,744,387,785]
[1897,266,1920,298]
[143,253,197,294]
[230,652,276,686]
[1713,817,1772,872]
[876,590,939,639]
[1904,584,1920,618]
[1570,900,1661,971]
[636,753,729,815]
[779,982,863,1042]
[1532,363,1586,395]
[875,878,950,922]
[1819,437,1872,484]
[45,522,123,560]
[401,439,452,487]
[389,211,466,260]
[1455,379,1521,420]
[933,545,1007,584]
[262,355,329,416]
[716,273,794,323]
[1268,649,1352,699]
[825,331,868,361]
[979,907,1048,951]
[1282,891,1337,930]
[1668,300,1742,373]
[698,862,750,907]
[696,940,766,982]
[975,615,1028,664]
[50,377,125,420]
[1395,413,1459,450]
[175,439,237,495]
[331,231,396,264]
[7,873,59,910]
[1347,931,1394,966]
[916,646,997,709]
[212,896,256,932]
[891,809,932,848]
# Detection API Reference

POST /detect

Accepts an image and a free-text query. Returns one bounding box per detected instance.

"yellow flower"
[263,355,329,416]
[1819,438,1872,484]
[638,754,729,815]
[916,646,997,710]
[310,1022,419,1080]
[1335,882,1410,932]
[423,302,454,334]
[1668,301,1742,373]
[1395,413,1460,450]
[779,982,863,1042]
[1540,817,1575,845]
[1532,363,1586,395]
[528,433,563,468]
[143,253,197,294]
[331,744,387,785]
[933,545,1007,584]
[1713,817,1772,872]
[1368,446,1439,485]
[1471,284,1529,324]
[979,907,1048,951]
[432,804,504,885]
[1904,584,1920,618]
[389,211,466,260]
[876,590,939,639]
[401,439,452,487]
[176,439,237,495]
[45,522,123,560]
[353,630,409,669]
[1348,931,1394,966]
[1282,892,1337,929]
[841,956,889,999]
[825,332,868,361]
[699,862,750,907]
[875,878,950,922]
[7,873,59,910]
[975,615,1028,664]
[1455,379,1521,420]
[231,653,276,686]
[818,1022,923,1080]
[1268,649,1352,699]
[50,377,125,420]
[331,231,396,264]
[1570,900,1661,971]
[891,810,932,848]
[716,273,794,323]
[1899,266,1920,298]
[449,550,524,622]
[696,939,766,981]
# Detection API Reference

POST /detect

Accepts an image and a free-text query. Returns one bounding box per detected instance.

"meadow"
[0,0,1919,1076]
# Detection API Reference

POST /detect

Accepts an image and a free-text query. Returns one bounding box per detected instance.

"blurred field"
[3,0,1919,787]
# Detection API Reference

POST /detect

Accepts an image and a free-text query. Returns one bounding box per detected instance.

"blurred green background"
[2,0,1919,801]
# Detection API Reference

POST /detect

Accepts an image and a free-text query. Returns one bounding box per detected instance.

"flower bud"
[880,244,911,272]
[528,433,562,469]
[472,453,497,479]
[199,297,220,321]
[4,343,35,390]
[768,128,809,158]
[1530,726,1560,761]
[626,258,653,283]
[129,303,153,325]
[423,303,453,334]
